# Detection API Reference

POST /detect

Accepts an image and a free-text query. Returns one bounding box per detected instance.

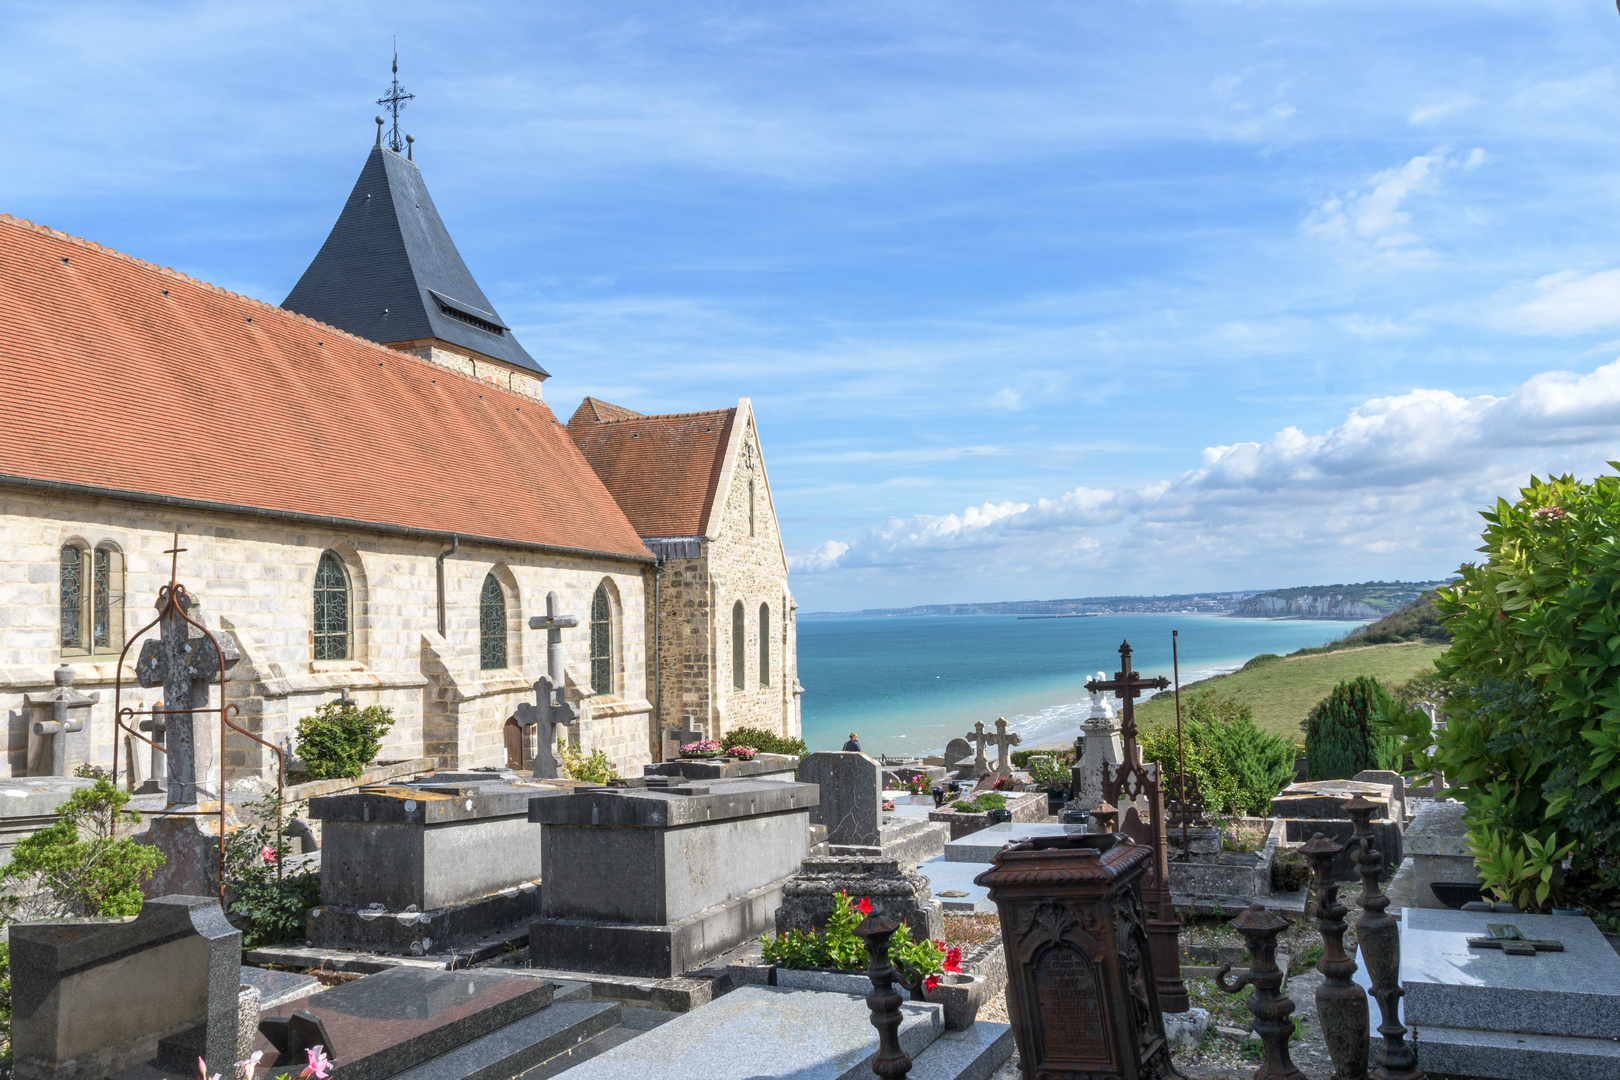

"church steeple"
[282,94,547,395]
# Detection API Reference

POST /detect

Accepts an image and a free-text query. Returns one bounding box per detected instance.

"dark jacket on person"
[842,739,861,752]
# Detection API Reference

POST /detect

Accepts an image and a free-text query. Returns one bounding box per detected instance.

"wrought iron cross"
[1084,640,1169,753]
[376,45,415,153]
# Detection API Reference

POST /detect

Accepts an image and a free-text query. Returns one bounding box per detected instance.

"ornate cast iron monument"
[1346,795,1425,1080]
[1302,831,1370,1080]
[1217,904,1306,1080]
[1088,640,1190,1013]
[856,911,914,1079]
[977,832,1186,1080]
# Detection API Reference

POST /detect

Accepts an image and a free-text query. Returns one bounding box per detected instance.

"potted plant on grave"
[904,774,932,804]
[1026,756,1071,814]
[726,745,757,760]
[680,739,725,758]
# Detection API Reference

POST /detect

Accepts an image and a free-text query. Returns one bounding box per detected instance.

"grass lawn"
[1134,640,1447,742]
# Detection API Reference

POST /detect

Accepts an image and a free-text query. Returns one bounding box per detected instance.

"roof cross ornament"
[376,43,415,154]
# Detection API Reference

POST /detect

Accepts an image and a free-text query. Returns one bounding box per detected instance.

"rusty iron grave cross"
[1467,924,1564,956]
[1084,640,1169,763]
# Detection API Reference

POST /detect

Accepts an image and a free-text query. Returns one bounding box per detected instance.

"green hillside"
[1135,641,1446,742]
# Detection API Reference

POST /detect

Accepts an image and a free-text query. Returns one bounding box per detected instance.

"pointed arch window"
[759,603,771,687]
[61,542,124,655]
[313,551,351,660]
[591,584,614,695]
[480,573,508,670]
[732,600,746,691]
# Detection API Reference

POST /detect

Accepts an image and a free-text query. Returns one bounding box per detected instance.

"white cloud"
[1408,97,1473,127]
[1305,147,1484,264]
[1502,269,1620,335]
[990,387,1021,410]
[793,360,1620,593]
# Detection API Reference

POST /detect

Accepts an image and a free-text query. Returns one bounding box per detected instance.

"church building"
[0,117,797,783]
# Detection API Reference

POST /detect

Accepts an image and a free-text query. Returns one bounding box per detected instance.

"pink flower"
[299,1045,331,1080]
[944,947,963,973]
[261,845,278,864]
[856,896,873,916]
[1532,506,1568,522]
[925,974,941,993]
[199,1057,219,1080]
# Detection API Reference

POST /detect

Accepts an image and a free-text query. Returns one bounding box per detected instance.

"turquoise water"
[797,614,1366,757]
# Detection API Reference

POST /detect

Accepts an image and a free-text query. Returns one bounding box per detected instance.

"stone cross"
[518,591,579,779]
[24,665,97,776]
[990,717,1022,779]
[1467,924,1564,955]
[965,720,993,777]
[135,586,237,805]
[137,706,166,795]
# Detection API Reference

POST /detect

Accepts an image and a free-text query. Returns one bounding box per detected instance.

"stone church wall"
[708,419,800,743]
[0,488,654,781]
[652,553,715,737]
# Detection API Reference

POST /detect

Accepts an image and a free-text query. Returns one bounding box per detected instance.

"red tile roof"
[0,215,651,561]
[566,400,736,538]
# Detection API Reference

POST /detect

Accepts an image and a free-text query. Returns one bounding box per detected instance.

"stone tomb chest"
[1270,778,1402,881]
[1352,907,1620,1080]
[528,777,817,977]
[308,780,571,954]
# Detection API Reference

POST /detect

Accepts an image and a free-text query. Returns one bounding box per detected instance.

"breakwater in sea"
[797,613,1366,758]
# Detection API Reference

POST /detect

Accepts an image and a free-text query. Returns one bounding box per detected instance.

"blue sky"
[8,1,1620,610]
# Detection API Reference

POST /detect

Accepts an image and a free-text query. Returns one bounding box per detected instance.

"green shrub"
[1304,677,1400,780]
[722,725,809,758]
[1242,653,1283,671]
[1011,748,1075,769]
[1139,692,1295,815]
[295,701,395,780]
[556,741,620,784]
[950,792,1008,813]
[760,891,947,987]
[1271,848,1312,893]
[1375,471,1620,918]
[0,779,163,920]
[224,791,321,949]
[1026,756,1070,790]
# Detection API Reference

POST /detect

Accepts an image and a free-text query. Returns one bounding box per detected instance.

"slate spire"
[282,133,545,377]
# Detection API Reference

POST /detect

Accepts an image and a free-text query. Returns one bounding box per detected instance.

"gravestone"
[23,666,97,777]
[775,855,945,942]
[646,753,799,783]
[964,721,994,778]
[989,717,1021,780]
[1354,769,1406,822]
[1071,673,1122,813]
[515,591,580,779]
[0,777,97,862]
[11,895,241,1080]
[799,751,882,848]
[1273,779,1402,881]
[1404,799,1474,909]
[528,777,817,977]
[1352,908,1620,1080]
[307,780,567,954]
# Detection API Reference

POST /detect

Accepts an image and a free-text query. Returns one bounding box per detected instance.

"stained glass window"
[759,603,771,687]
[93,545,123,650]
[60,546,83,650]
[313,551,350,660]
[480,573,507,670]
[590,584,613,694]
[732,601,745,691]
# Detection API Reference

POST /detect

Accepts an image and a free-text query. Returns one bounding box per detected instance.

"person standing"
[842,732,861,752]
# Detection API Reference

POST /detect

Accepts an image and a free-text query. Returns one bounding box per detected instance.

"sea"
[797,613,1367,758]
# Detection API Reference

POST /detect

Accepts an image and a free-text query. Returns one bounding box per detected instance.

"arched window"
[480,573,507,670]
[748,480,756,538]
[60,542,124,655]
[591,583,614,695]
[313,551,351,660]
[759,603,771,687]
[732,601,746,691]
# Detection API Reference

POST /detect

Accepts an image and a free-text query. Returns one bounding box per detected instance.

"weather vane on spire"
[376,40,415,153]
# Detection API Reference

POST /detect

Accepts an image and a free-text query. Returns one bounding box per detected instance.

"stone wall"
[389,339,545,402]
[653,552,714,736]
[0,488,654,780]
[703,414,799,742]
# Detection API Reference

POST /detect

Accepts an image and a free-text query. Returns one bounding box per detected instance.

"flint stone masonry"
[11,895,241,1080]
[775,856,945,942]
[799,751,882,847]
[528,777,816,977]
[307,781,569,954]
[1404,799,1476,910]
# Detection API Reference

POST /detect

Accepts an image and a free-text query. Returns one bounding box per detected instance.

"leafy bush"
[0,779,163,921]
[295,701,394,780]
[760,891,954,990]
[1271,849,1312,893]
[1374,473,1620,919]
[1303,677,1401,781]
[950,792,1008,813]
[224,791,321,948]
[1026,756,1071,790]
[721,725,809,758]
[556,741,620,784]
[1242,653,1283,671]
[1011,748,1074,769]
[1139,692,1295,815]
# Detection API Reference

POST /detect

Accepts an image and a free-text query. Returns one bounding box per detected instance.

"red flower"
[856,896,873,916]
[944,947,962,973]
[925,974,941,993]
